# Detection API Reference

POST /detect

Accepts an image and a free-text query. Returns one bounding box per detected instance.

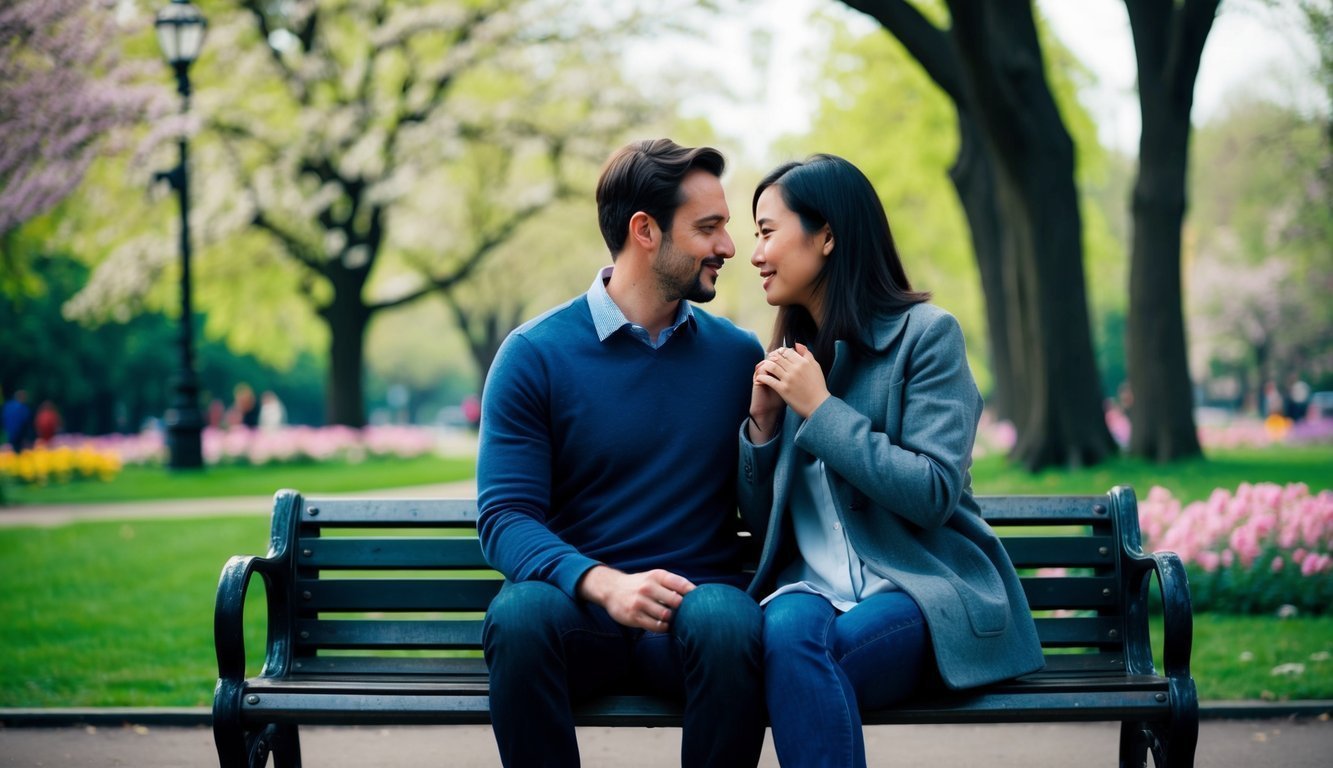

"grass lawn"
[971,444,1333,502]
[7,443,1329,508]
[3,454,476,506]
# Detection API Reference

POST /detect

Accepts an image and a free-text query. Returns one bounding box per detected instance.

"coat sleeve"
[737,419,781,539]
[476,332,599,598]
[793,312,980,530]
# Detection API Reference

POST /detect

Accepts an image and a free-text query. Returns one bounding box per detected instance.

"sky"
[632,0,1326,161]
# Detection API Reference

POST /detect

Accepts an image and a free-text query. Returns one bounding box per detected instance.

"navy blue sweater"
[477,295,764,598]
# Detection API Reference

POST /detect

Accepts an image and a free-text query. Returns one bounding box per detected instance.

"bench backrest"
[260,487,1149,679]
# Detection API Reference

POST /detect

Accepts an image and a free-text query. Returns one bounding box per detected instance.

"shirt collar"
[587,265,696,344]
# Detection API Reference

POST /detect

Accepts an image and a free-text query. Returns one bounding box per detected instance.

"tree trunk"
[443,291,526,401]
[321,267,373,428]
[1126,114,1202,459]
[947,0,1116,470]
[839,0,1019,420]
[949,114,1015,420]
[1123,0,1216,462]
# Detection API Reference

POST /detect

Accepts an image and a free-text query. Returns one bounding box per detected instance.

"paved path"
[2,719,1332,767]
[0,480,478,527]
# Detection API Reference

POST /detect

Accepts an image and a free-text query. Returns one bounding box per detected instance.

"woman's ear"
[821,226,834,256]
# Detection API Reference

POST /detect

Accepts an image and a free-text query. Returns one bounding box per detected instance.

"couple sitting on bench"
[477,138,1044,768]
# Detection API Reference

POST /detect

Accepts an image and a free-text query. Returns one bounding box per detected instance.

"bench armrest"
[1147,551,1192,679]
[214,553,288,683]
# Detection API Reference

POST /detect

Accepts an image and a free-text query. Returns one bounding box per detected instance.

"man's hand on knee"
[577,566,696,631]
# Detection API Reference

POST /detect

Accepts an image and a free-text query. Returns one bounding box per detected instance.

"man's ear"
[628,211,659,251]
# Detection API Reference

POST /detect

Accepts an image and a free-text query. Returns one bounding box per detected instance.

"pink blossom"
[1271,556,1285,573]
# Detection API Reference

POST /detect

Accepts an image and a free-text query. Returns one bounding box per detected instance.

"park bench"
[212,485,1197,767]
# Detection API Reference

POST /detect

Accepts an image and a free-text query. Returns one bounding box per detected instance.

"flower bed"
[1140,483,1333,615]
[0,444,123,487]
[51,425,452,468]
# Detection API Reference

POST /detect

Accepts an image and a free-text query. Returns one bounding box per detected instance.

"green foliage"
[0,253,326,434]
[1186,553,1333,616]
[1186,95,1332,394]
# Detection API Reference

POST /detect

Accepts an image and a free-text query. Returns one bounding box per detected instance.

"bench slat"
[976,496,1112,525]
[1000,536,1117,568]
[234,685,1170,728]
[1033,616,1122,647]
[1020,576,1119,610]
[297,619,483,649]
[300,498,479,527]
[300,538,489,570]
[298,578,502,612]
[289,657,487,676]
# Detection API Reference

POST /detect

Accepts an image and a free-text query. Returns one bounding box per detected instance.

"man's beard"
[653,234,722,303]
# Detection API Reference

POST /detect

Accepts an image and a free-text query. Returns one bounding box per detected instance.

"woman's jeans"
[483,579,765,768]
[764,590,929,768]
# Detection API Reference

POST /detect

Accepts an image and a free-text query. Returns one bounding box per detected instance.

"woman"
[740,154,1044,767]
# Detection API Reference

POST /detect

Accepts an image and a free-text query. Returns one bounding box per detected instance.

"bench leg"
[1120,717,1199,768]
[270,724,302,768]
[1119,721,1151,768]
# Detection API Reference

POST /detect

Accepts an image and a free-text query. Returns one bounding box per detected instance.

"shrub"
[1140,483,1333,615]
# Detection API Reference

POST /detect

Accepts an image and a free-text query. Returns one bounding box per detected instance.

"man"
[478,139,766,767]
[2,389,32,453]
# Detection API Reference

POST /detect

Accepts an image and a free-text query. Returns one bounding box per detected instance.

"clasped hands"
[578,565,695,632]
[748,342,831,438]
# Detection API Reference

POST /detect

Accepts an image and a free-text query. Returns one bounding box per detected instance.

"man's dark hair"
[596,139,725,257]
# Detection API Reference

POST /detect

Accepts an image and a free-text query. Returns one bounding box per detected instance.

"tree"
[1121,0,1220,462]
[68,0,672,427]
[1187,97,1333,402]
[839,0,1116,470]
[781,10,1123,406]
[0,0,157,277]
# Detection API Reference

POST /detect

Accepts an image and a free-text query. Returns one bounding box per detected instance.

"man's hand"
[577,565,696,631]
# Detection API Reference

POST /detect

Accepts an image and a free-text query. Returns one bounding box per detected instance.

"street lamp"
[155,1,208,469]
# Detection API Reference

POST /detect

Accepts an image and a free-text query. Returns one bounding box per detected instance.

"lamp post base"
[165,404,204,470]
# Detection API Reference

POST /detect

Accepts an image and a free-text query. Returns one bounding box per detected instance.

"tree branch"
[369,198,551,313]
[839,0,964,100]
[239,0,311,105]
[253,211,325,274]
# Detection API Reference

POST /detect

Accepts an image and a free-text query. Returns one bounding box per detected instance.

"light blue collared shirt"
[762,454,899,612]
[587,266,695,348]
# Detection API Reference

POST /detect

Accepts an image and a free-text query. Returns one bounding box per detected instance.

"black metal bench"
[212,485,1197,767]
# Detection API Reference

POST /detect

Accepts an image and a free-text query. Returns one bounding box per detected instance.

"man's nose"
[718,230,736,259]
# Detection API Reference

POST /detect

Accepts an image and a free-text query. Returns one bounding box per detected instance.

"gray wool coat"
[738,303,1044,691]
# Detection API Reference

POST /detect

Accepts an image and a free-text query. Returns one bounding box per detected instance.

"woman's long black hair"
[752,154,930,369]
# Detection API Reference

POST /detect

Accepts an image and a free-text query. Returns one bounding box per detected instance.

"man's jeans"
[482,579,765,767]
[763,591,929,768]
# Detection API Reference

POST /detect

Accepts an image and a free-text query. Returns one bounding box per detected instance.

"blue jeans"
[764,590,930,768]
[483,579,765,767]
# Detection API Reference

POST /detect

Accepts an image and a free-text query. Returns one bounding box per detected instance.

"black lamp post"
[155,0,207,469]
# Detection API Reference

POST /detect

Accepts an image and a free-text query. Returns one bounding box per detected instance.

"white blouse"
[760,452,898,612]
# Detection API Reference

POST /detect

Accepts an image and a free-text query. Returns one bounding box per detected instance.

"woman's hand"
[748,358,785,442]
[754,342,830,419]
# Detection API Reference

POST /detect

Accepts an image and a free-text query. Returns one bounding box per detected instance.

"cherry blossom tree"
[0,0,159,237]
[67,0,683,427]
